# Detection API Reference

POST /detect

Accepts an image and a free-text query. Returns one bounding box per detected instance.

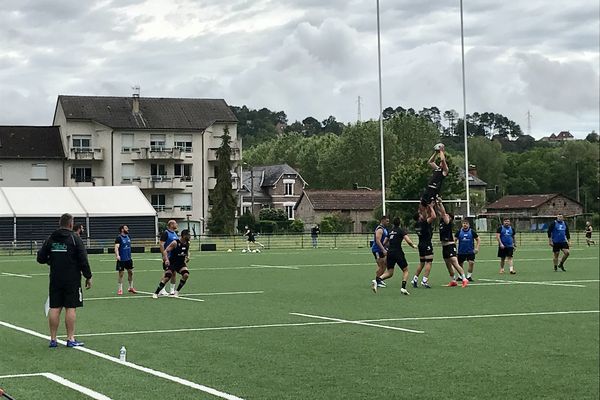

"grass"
[0,243,598,399]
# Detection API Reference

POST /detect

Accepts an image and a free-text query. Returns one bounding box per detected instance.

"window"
[284,202,296,220]
[72,167,92,182]
[283,179,295,196]
[121,163,135,181]
[174,134,193,152]
[31,164,48,180]
[151,194,166,211]
[150,164,167,181]
[72,135,91,150]
[121,134,134,152]
[174,163,193,181]
[174,193,192,211]
[150,134,166,151]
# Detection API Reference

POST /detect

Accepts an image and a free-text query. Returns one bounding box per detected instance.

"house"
[52,94,240,233]
[540,131,575,142]
[483,193,583,231]
[239,164,306,219]
[0,126,65,187]
[453,165,488,217]
[294,189,382,233]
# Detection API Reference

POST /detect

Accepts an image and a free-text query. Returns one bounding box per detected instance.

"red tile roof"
[486,194,560,210]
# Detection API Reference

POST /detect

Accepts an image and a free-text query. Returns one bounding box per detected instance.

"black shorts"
[168,264,188,274]
[247,237,256,243]
[418,243,434,259]
[442,244,457,259]
[586,233,592,239]
[420,188,438,206]
[497,246,514,258]
[115,260,134,271]
[386,252,408,270]
[457,253,475,264]
[372,251,386,260]
[49,283,83,308]
[553,242,569,253]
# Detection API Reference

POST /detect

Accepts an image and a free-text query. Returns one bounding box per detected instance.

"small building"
[239,164,306,219]
[294,190,382,233]
[0,126,65,187]
[483,193,583,231]
[540,131,575,142]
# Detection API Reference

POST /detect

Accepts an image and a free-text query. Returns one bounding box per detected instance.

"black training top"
[439,219,454,242]
[415,220,433,245]
[168,239,189,268]
[427,168,445,190]
[37,228,92,285]
[387,225,407,253]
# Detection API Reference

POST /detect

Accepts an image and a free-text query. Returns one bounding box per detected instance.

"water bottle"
[119,346,127,362]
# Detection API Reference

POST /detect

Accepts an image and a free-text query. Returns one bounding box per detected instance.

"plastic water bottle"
[119,346,127,362]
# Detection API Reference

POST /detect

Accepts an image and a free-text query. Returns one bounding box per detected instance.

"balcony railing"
[155,206,194,219]
[69,147,104,161]
[207,147,241,162]
[121,176,187,190]
[70,176,105,186]
[208,177,239,190]
[130,147,186,161]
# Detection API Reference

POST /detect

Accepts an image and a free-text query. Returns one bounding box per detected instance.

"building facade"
[53,95,240,233]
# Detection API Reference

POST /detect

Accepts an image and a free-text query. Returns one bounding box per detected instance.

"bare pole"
[377,0,386,215]
[460,0,471,217]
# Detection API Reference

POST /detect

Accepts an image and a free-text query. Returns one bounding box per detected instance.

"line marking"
[0,372,112,399]
[136,290,205,302]
[1,272,32,278]
[478,278,587,288]
[361,310,600,323]
[290,312,425,334]
[85,291,264,301]
[0,320,245,400]
[249,265,299,269]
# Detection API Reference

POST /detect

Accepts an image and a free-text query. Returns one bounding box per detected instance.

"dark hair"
[180,229,191,237]
[393,217,401,226]
[380,215,388,222]
[119,225,126,233]
[59,213,73,228]
[73,223,84,232]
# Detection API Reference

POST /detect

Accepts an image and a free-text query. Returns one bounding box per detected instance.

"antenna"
[526,110,532,135]
[132,85,140,97]
[357,96,362,122]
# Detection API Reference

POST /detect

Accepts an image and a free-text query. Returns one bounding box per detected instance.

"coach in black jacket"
[37,213,92,348]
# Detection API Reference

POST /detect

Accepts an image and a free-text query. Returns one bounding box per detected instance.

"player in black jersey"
[152,230,191,298]
[411,203,436,288]
[420,145,449,208]
[376,217,417,295]
[436,199,468,288]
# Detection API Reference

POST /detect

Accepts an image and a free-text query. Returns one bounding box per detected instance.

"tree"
[207,126,237,234]
[322,116,344,135]
[443,109,459,136]
[585,131,599,143]
[302,117,322,136]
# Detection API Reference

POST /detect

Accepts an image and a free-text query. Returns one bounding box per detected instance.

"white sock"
[170,283,176,291]
[412,275,418,282]
[129,281,133,289]
[118,283,123,291]
[461,274,466,280]
[466,273,471,279]
[422,276,428,283]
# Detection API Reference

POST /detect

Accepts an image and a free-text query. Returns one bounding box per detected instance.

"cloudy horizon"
[1,0,598,139]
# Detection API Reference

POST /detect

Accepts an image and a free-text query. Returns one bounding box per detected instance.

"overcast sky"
[1,0,598,138]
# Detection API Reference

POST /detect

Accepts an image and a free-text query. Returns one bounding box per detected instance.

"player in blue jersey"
[548,214,570,271]
[455,219,480,282]
[496,217,516,274]
[153,229,191,298]
[370,215,390,293]
[115,225,137,295]
[158,220,179,295]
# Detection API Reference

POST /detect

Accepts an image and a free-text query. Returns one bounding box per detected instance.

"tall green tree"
[207,126,237,234]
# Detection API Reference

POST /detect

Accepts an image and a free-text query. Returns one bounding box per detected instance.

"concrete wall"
[0,160,64,187]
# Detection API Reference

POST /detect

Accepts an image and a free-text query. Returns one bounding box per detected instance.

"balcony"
[208,177,239,190]
[130,147,186,161]
[155,206,194,219]
[69,147,104,161]
[69,176,105,187]
[121,176,187,190]
[207,147,241,162]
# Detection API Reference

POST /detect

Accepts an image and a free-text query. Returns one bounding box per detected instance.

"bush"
[237,211,256,233]
[319,212,354,233]
[289,219,304,233]
[258,220,278,233]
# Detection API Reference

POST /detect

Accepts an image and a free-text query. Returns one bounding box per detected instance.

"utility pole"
[527,110,532,135]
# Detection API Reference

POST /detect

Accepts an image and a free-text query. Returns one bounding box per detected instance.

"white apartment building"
[52,94,241,233]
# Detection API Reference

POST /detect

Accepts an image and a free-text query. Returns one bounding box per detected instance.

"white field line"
[72,321,345,338]
[85,291,264,301]
[0,372,112,399]
[361,310,600,324]
[59,310,600,339]
[136,290,205,302]
[478,278,587,288]
[0,320,245,400]
[1,272,32,278]
[290,312,425,334]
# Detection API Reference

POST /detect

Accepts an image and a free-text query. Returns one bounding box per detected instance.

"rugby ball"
[433,143,445,151]
[242,249,247,253]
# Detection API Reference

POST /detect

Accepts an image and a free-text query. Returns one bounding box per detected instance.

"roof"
[56,95,238,130]
[241,164,304,190]
[0,126,64,159]
[486,194,567,210]
[297,190,382,211]
[0,186,156,218]
[468,174,487,187]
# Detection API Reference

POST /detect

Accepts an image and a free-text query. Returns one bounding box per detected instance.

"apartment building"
[52,94,240,233]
